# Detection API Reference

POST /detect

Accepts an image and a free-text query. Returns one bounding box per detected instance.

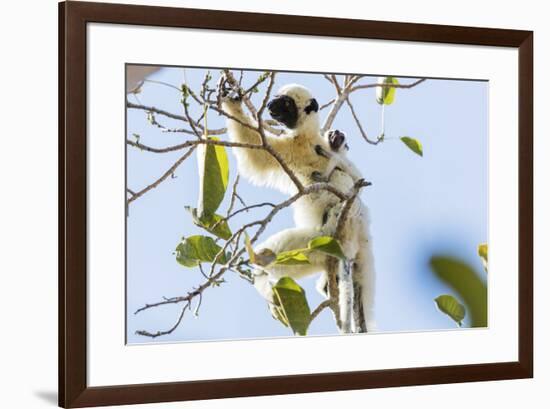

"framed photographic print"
[59,1,533,407]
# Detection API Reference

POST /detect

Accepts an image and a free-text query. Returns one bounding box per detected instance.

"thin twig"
[127,101,227,136]
[135,303,190,338]
[319,99,335,111]
[127,138,265,154]
[349,78,427,93]
[226,202,276,220]
[345,96,383,145]
[127,147,196,204]
[310,300,331,322]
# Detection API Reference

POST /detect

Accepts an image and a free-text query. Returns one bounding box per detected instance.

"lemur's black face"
[267,95,299,129]
[327,130,348,152]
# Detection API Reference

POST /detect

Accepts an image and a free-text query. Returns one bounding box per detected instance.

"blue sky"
[126,66,488,344]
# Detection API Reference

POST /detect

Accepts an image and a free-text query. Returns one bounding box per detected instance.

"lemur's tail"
[352,228,376,333]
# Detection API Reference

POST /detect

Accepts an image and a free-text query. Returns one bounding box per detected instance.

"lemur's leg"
[253,270,274,304]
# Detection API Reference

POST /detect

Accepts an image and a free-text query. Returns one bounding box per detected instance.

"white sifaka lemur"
[221,82,375,332]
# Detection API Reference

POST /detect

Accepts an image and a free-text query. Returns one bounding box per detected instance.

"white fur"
[223,83,376,332]
[321,130,363,183]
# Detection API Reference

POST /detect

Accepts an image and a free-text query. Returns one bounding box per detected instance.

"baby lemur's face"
[267,84,319,130]
[327,130,349,152]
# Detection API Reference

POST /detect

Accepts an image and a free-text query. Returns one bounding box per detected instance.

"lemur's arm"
[222,98,284,174]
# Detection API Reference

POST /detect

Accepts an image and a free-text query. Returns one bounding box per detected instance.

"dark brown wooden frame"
[59,1,533,407]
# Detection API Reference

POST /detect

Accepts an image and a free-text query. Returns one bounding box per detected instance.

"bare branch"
[243,72,270,97]
[321,82,349,134]
[349,78,427,93]
[310,300,331,322]
[126,138,265,154]
[127,101,226,136]
[128,147,197,204]
[256,72,276,123]
[181,91,203,139]
[226,202,276,220]
[146,111,195,135]
[226,175,241,218]
[319,99,335,111]
[135,303,190,338]
[142,79,181,92]
[322,77,427,134]
[345,96,383,145]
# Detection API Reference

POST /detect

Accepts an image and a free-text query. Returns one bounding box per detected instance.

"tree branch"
[321,77,427,134]
[345,96,383,145]
[349,78,427,93]
[310,299,331,322]
[135,303,190,338]
[134,179,359,338]
[127,101,226,136]
[128,147,197,204]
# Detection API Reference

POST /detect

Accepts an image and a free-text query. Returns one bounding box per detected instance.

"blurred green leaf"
[197,138,229,219]
[308,236,346,260]
[272,277,311,336]
[275,250,311,265]
[185,206,232,240]
[376,77,399,105]
[254,248,277,267]
[175,235,228,268]
[430,256,487,327]
[400,137,423,157]
[478,243,488,272]
[434,294,466,326]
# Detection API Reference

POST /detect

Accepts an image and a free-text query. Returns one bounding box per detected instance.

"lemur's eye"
[284,100,290,107]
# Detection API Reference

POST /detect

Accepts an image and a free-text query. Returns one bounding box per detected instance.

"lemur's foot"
[314,144,330,158]
[311,170,328,183]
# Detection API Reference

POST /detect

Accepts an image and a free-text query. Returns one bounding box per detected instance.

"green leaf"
[271,236,346,266]
[308,236,346,260]
[272,277,311,336]
[400,136,423,157]
[244,231,256,264]
[434,294,466,326]
[175,235,228,268]
[275,250,311,265]
[430,256,487,327]
[185,207,232,240]
[376,77,399,105]
[478,243,488,272]
[197,138,229,219]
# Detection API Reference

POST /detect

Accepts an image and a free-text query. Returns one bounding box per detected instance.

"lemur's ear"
[304,98,319,114]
